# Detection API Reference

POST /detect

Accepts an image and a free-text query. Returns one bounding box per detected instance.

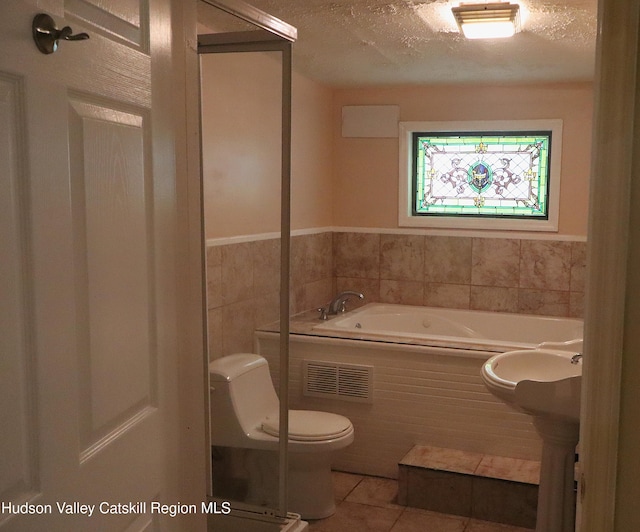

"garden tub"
[255,303,583,478]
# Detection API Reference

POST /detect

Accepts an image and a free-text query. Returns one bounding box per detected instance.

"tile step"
[397,445,541,529]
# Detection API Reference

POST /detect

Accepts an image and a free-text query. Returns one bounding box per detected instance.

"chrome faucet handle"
[317,307,329,320]
[570,353,583,365]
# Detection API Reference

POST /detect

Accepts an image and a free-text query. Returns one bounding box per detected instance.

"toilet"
[208,353,354,519]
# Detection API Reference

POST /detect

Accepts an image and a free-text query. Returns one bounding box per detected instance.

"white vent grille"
[303,360,373,403]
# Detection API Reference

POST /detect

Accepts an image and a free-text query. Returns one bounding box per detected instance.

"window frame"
[398,119,563,231]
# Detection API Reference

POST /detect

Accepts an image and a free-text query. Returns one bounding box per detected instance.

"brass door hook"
[32,13,89,55]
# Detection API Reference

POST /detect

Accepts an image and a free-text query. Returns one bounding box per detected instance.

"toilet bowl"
[209,353,354,519]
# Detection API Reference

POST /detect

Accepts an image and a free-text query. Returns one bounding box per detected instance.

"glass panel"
[200,48,284,512]
[413,131,552,219]
[198,0,294,521]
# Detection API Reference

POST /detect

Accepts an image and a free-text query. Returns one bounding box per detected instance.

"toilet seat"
[262,410,353,441]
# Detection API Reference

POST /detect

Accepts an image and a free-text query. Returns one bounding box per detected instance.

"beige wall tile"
[519,240,572,290]
[206,245,223,309]
[305,232,333,283]
[290,235,307,288]
[207,307,223,361]
[334,232,380,278]
[380,234,424,282]
[222,299,256,356]
[424,283,470,309]
[470,286,519,313]
[254,292,280,330]
[570,291,585,319]
[380,280,424,305]
[206,232,584,349]
[518,289,570,316]
[221,242,254,305]
[472,238,520,287]
[425,236,472,284]
[570,241,587,293]
[304,277,336,312]
[290,284,307,315]
[253,238,280,296]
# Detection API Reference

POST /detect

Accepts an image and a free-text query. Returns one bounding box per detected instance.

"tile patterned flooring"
[306,471,534,532]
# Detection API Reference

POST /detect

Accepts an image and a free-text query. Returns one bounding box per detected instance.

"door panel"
[67,96,156,459]
[0,1,195,530]
[0,72,39,507]
[65,0,150,51]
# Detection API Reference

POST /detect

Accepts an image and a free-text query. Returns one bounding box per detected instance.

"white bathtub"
[312,303,583,353]
[255,304,584,479]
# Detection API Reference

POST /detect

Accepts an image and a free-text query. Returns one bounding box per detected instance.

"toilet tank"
[209,353,279,447]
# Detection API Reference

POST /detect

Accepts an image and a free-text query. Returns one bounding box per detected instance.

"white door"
[0,1,201,530]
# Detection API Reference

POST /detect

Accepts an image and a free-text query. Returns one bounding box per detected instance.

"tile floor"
[306,471,534,532]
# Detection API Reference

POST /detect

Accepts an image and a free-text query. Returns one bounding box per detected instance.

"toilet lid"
[261,410,352,441]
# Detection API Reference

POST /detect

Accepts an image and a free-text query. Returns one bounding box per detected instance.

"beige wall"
[291,72,334,231]
[202,58,592,240]
[333,82,593,237]
[200,52,281,239]
[200,52,333,240]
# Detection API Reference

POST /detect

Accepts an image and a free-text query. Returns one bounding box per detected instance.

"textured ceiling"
[240,0,597,87]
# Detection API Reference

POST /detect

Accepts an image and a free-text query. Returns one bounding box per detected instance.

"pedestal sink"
[481,341,582,532]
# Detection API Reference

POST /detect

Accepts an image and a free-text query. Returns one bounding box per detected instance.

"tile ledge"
[399,445,540,485]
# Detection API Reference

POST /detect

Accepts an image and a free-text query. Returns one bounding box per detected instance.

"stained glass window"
[412,131,552,219]
[399,120,562,232]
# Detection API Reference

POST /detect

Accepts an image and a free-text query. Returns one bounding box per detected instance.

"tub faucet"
[318,291,365,319]
[570,353,583,365]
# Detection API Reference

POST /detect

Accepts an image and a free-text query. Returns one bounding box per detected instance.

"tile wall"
[206,231,586,360]
[334,232,586,317]
[206,232,334,359]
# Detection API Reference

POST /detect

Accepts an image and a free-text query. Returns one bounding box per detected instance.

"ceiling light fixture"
[452,2,521,40]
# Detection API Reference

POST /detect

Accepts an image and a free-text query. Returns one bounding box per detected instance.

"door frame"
[181,0,640,529]
[579,0,640,530]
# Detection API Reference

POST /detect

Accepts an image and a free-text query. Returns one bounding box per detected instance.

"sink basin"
[482,348,582,422]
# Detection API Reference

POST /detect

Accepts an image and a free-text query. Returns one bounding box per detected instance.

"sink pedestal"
[532,417,579,532]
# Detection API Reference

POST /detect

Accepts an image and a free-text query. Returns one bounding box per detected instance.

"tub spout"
[325,291,365,316]
[570,353,583,365]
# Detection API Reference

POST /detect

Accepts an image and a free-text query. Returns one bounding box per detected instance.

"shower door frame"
[197,0,296,519]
